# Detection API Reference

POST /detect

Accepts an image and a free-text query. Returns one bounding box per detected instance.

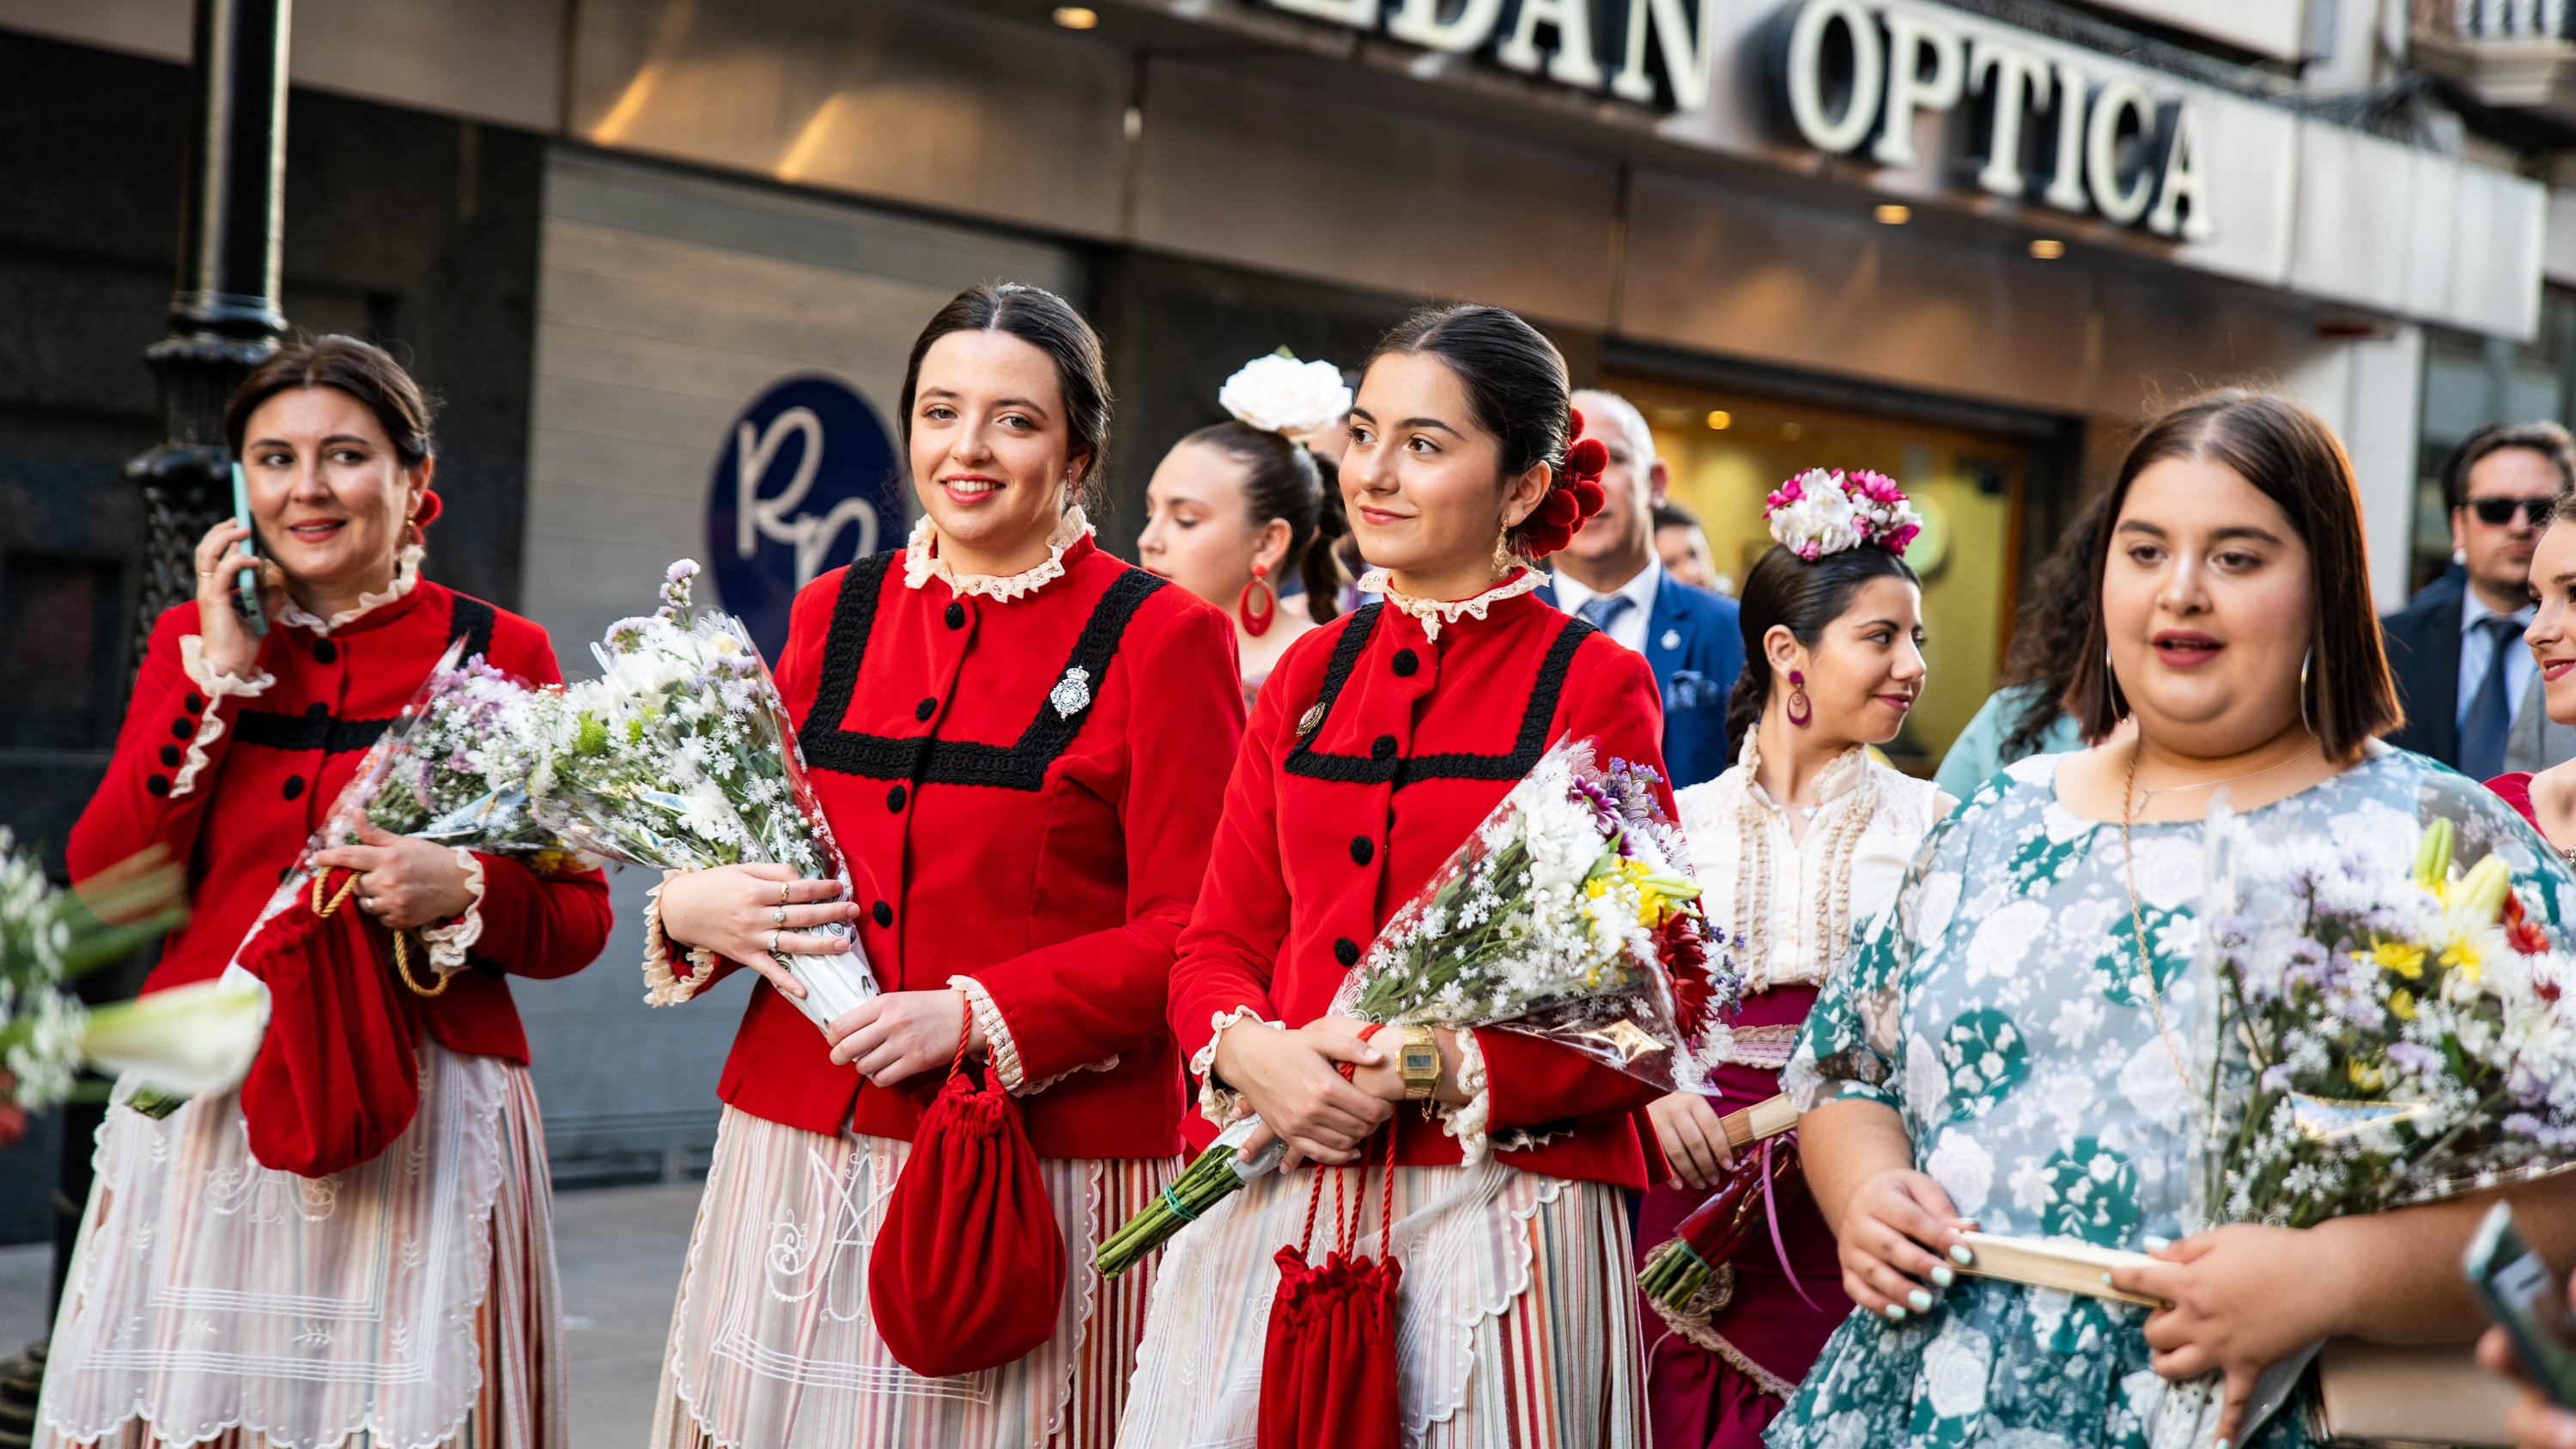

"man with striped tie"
[1537,390,1741,787]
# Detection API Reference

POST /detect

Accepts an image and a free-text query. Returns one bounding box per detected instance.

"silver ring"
[771,906,787,926]
[767,929,781,953]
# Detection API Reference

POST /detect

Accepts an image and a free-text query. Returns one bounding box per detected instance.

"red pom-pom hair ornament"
[1507,407,1609,560]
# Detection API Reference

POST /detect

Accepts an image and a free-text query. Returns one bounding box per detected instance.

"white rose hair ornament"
[1763,468,1923,562]
[1216,350,1351,635]
[1511,409,1610,560]
[1218,350,1352,448]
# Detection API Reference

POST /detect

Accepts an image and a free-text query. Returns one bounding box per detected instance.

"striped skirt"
[1119,1158,1646,1449]
[39,1047,564,1449]
[647,1106,1176,1449]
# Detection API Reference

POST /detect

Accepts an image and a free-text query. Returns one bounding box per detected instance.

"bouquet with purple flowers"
[2192,813,2576,1229]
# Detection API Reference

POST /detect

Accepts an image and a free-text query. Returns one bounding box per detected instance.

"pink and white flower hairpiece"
[1762,469,1924,561]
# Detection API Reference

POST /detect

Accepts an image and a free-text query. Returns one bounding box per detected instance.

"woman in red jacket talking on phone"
[1120,305,1670,1449]
[642,284,1243,1449]
[39,336,611,1449]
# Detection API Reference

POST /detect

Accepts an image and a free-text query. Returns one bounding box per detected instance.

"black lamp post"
[0,5,292,1443]
[125,0,293,665]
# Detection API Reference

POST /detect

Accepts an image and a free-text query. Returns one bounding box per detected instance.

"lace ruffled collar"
[274,543,424,636]
[1358,567,1541,641]
[904,506,1093,603]
[1735,736,1872,816]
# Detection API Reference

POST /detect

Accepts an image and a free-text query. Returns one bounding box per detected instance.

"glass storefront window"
[2409,289,2576,597]
[1603,373,2029,774]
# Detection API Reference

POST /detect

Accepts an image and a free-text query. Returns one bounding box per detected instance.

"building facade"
[0,0,2566,1209]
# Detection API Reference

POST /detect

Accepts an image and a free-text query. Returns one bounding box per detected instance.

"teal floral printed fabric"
[1765,749,2573,1449]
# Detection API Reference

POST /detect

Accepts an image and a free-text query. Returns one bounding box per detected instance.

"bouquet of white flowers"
[2145,803,2576,1448]
[322,642,568,859]
[1097,739,1736,1275]
[1,833,261,1120]
[528,561,876,1029]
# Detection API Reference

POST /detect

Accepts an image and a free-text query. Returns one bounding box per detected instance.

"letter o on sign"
[1786,0,1883,155]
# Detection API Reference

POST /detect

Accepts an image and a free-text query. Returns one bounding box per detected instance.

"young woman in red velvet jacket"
[40,337,611,1449]
[1120,305,1668,1449]
[643,284,1243,1449]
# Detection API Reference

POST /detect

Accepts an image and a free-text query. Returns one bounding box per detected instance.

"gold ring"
[778,881,792,906]
[771,906,787,926]
[197,571,211,579]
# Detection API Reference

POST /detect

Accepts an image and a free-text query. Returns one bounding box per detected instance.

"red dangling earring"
[1237,562,1277,637]
[1785,670,1812,727]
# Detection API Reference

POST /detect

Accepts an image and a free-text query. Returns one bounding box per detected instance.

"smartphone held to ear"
[229,462,267,637]
[2465,1200,2576,1408]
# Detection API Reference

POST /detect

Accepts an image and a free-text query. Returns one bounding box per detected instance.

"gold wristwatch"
[1398,1023,1441,1101]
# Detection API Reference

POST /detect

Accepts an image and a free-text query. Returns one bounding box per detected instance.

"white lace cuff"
[171,635,276,800]
[947,976,1024,1091]
[641,872,719,1006]
[1193,1006,1282,1126]
[1437,1028,1493,1165]
[416,848,485,972]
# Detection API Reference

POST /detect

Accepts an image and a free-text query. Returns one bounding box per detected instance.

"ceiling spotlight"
[1874,203,1911,225]
[2029,239,2066,259]
[1782,421,1803,440]
[1706,410,1732,430]
[1053,5,1099,26]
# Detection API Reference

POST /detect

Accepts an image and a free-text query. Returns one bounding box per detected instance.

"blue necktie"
[2460,615,2520,780]
[1578,594,1633,634]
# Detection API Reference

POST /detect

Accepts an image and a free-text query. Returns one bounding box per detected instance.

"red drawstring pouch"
[868,1012,1066,1379]
[1257,1048,1404,1449]
[233,868,428,1178]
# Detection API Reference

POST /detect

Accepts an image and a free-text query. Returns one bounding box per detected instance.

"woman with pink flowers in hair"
[1640,470,1952,1449]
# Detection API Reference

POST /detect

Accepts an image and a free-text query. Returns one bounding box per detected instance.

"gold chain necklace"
[2119,743,2209,1097]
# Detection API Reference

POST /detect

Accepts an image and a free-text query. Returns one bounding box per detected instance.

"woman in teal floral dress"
[1771,391,2576,1449]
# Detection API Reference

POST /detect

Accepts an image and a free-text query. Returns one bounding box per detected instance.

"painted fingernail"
[2100,1272,2115,1287]
[1930,1266,1954,1288]
[2214,1439,2229,1449]
[1882,1304,1907,1322]
[1949,1245,1974,1265]
[1907,1288,1934,1311]
[2143,1235,2171,1251]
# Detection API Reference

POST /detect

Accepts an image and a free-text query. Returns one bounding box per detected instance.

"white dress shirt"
[1548,560,1660,654]
[2458,588,2537,729]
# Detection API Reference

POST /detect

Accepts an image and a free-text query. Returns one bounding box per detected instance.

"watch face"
[1402,1046,1438,1076]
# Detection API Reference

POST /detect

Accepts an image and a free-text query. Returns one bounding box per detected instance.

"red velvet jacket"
[69,582,613,1064]
[1170,580,1673,1189]
[702,534,1244,1158]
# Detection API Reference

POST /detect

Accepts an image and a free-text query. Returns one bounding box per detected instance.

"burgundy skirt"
[1636,985,1850,1449]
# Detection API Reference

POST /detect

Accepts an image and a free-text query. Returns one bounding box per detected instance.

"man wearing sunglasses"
[2383,421,2576,777]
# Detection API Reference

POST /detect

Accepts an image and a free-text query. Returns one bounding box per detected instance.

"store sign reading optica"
[1771,0,2215,239]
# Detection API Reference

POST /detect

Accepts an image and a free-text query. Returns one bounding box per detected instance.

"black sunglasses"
[2470,497,2554,527]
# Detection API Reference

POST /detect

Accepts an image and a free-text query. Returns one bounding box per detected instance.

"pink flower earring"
[1786,670,1812,727]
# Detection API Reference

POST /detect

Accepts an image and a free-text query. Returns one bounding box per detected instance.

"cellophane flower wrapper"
[526,561,877,1031]
[1100,740,1739,1276]
[1328,737,1741,1088]
[313,638,582,869]
[2145,787,2576,1449]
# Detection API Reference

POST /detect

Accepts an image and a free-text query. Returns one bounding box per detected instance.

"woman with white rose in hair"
[1771,390,2576,1449]
[1643,469,1950,1449]
[1136,353,1352,706]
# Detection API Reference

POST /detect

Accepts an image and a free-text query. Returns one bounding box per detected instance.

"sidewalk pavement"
[0,1180,705,1449]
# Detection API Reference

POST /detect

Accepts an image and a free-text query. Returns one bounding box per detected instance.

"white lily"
[79,973,269,1097]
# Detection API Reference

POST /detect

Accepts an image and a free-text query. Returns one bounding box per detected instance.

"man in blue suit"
[1536,390,1741,787]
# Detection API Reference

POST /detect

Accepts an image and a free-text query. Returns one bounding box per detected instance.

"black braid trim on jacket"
[235,592,501,755]
[1283,605,1595,789]
[800,551,1169,791]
